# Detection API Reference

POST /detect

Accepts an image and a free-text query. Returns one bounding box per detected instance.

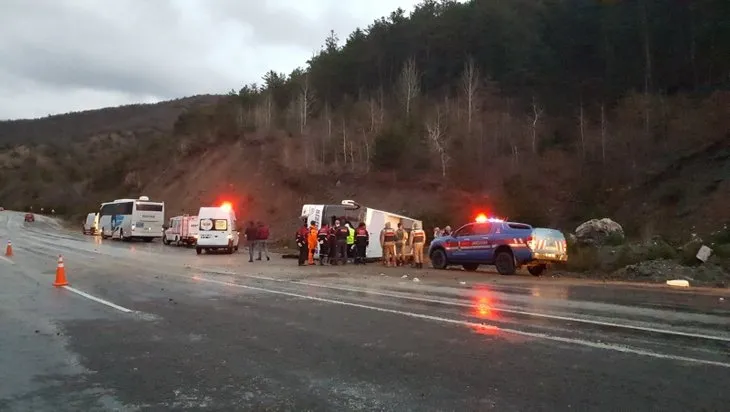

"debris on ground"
[613,259,729,287]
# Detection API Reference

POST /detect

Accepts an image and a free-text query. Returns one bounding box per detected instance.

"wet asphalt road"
[1,211,729,411]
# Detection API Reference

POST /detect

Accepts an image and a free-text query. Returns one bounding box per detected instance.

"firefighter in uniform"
[327,219,337,265]
[395,222,409,266]
[307,221,318,265]
[354,222,369,264]
[409,222,426,268]
[333,219,350,265]
[380,222,397,267]
[295,220,309,266]
[317,223,330,265]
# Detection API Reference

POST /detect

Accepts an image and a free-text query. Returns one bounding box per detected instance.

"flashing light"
[475,213,504,223]
[220,202,232,211]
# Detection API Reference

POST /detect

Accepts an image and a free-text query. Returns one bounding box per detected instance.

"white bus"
[99,196,165,242]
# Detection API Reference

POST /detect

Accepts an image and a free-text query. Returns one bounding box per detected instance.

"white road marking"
[193,276,730,369]
[62,286,134,313]
[200,269,730,343]
[0,255,15,265]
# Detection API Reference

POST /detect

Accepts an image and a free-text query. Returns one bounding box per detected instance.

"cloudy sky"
[0,0,423,120]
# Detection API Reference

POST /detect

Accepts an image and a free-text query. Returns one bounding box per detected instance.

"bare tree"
[298,73,315,134]
[398,57,420,117]
[368,96,380,133]
[530,96,543,154]
[638,0,652,137]
[341,118,348,166]
[600,103,607,165]
[461,57,480,134]
[362,129,372,173]
[426,104,449,179]
[323,102,333,166]
[578,97,586,160]
[264,92,273,129]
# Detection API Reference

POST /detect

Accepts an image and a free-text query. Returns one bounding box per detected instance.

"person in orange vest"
[409,222,426,269]
[354,222,369,264]
[295,220,309,266]
[380,222,397,267]
[317,223,330,265]
[307,221,318,265]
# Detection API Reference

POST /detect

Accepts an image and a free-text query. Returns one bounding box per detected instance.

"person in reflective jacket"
[409,222,426,269]
[380,222,397,267]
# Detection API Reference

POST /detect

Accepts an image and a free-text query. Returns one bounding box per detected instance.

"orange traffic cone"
[5,240,12,257]
[53,255,69,287]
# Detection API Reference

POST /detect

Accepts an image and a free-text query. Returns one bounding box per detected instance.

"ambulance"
[299,200,423,260]
[163,215,199,246]
[195,203,240,255]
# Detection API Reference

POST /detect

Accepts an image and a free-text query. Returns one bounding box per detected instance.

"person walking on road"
[354,222,369,264]
[380,222,397,267]
[307,221,318,265]
[395,222,408,266]
[410,222,426,269]
[244,221,258,263]
[333,219,349,265]
[295,220,309,266]
[255,221,270,261]
[317,223,330,265]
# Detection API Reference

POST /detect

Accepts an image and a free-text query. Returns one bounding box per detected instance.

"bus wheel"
[143,238,153,243]
[196,247,202,255]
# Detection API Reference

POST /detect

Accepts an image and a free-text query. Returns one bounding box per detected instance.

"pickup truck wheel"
[430,249,448,270]
[528,264,546,277]
[463,263,479,272]
[495,251,516,276]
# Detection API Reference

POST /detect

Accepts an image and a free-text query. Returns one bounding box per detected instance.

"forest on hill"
[174,0,729,235]
[1,0,728,241]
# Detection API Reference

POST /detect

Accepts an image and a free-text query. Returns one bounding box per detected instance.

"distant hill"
[0,95,222,146]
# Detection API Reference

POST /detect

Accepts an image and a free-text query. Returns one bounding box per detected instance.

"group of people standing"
[295,217,428,269]
[296,217,369,266]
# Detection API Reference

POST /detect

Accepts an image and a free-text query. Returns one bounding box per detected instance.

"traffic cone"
[5,241,12,257]
[53,255,69,287]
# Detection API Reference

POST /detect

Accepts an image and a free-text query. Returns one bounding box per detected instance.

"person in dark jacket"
[256,221,270,261]
[333,219,350,265]
[244,221,258,263]
[295,220,309,266]
[354,222,369,264]
[327,216,337,265]
[317,223,330,265]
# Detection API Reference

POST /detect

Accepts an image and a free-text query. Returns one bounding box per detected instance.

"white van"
[300,199,423,260]
[196,204,240,254]
[82,212,99,235]
[164,215,199,246]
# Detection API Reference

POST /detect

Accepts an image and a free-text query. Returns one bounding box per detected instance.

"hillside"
[0,0,729,247]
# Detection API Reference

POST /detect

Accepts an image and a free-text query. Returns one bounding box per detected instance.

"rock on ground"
[575,218,624,245]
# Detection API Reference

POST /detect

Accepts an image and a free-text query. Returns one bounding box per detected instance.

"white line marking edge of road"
[62,286,134,313]
[194,275,730,369]
[0,255,15,264]
[199,268,730,344]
